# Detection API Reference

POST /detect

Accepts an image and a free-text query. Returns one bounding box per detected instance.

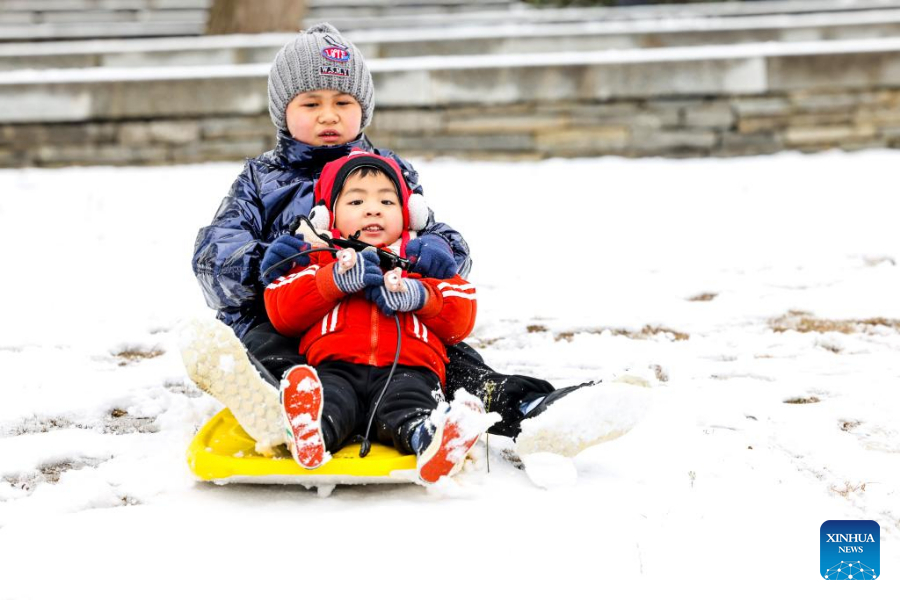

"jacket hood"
[310,151,428,234]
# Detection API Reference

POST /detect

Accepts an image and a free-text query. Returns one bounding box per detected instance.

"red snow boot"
[280,365,330,469]
[416,397,488,484]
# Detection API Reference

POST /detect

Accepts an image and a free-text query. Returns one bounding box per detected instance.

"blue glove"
[260,234,311,286]
[334,248,383,295]
[366,279,426,316]
[406,235,457,279]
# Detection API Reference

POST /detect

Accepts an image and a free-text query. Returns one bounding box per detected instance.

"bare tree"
[206,0,307,35]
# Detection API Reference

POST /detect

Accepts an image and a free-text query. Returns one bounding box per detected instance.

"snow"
[295,377,321,393]
[520,452,578,489]
[0,150,899,596]
[515,380,655,457]
[434,391,501,462]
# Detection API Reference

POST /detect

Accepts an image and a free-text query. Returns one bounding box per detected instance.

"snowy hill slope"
[0,150,898,597]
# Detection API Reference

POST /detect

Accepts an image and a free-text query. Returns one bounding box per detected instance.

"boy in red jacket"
[264,151,496,483]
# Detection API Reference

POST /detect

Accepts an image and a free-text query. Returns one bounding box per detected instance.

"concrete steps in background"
[8,7,900,69]
[2,37,900,164]
[0,0,209,40]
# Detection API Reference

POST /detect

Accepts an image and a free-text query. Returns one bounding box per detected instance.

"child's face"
[333,170,403,247]
[285,90,362,146]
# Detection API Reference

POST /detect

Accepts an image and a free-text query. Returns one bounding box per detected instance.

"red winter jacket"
[264,252,476,386]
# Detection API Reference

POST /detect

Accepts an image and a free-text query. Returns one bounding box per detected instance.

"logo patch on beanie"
[320,65,349,77]
[322,46,350,62]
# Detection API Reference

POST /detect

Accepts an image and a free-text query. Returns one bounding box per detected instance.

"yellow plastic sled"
[187,409,418,487]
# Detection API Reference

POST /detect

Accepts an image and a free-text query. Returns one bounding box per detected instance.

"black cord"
[354,314,402,458]
[261,215,340,283]
[260,247,338,283]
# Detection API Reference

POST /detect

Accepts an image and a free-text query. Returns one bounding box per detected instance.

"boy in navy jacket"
[187,23,572,455]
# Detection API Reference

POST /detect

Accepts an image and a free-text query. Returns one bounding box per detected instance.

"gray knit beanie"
[267,23,374,133]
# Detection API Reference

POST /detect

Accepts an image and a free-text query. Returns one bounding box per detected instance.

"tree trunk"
[206,0,307,35]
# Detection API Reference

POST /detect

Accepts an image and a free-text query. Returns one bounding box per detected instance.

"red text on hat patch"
[322,46,350,62]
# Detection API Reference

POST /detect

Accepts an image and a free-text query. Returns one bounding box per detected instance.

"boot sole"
[281,365,329,469]
[179,318,285,453]
[417,418,480,484]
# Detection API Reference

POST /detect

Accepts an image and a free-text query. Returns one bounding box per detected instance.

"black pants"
[312,361,440,454]
[242,321,556,439]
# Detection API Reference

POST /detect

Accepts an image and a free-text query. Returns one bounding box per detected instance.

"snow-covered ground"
[0,150,898,597]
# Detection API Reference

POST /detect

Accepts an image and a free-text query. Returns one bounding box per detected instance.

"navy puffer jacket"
[192,131,472,339]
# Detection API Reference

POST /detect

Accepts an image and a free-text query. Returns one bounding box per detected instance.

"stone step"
[0,33,290,69]
[306,0,518,19]
[3,37,900,124]
[0,0,209,8]
[312,0,900,30]
[5,37,900,165]
[0,9,208,24]
[0,0,208,40]
[307,0,516,5]
[6,8,900,68]
[0,20,206,41]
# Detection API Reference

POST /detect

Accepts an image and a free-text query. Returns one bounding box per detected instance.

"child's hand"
[336,248,357,275]
[406,235,457,279]
[334,248,382,295]
[384,267,406,293]
[260,234,311,286]
[366,279,426,316]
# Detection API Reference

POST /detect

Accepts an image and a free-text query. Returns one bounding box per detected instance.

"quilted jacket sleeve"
[415,275,477,345]
[191,161,266,312]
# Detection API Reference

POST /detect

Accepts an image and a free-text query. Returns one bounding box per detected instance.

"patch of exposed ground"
[164,379,203,399]
[468,337,500,350]
[1,409,157,437]
[113,348,165,366]
[771,311,900,335]
[651,364,668,382]
[557,326,689,342]
[501,448,524,470]
[1,415,83,437]
[619,326,690,341]
[784,396,821,405]
[830,481,868,498]
[4,457,108,493]
[688,292,717,302]
[102,409,158,434]
[524,323,690,342]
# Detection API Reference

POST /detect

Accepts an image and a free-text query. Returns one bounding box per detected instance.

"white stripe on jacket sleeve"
[441,290,477,300]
